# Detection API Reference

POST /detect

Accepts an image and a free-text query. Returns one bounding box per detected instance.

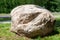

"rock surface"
[10,4,55,37]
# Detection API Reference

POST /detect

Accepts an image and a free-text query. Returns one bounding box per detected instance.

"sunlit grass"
[0,23,28,40]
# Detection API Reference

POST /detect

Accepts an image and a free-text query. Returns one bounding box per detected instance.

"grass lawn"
[0,13,60,40]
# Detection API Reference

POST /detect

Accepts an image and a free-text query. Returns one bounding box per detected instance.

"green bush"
[0,0,60,13]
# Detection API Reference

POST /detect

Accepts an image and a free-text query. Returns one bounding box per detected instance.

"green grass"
[0,13,60,40]
[0,23,32,40]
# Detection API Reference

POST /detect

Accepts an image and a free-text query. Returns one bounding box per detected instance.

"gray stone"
[10,4,55,37]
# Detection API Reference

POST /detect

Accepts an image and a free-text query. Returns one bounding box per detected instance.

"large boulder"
[10,4,55,37]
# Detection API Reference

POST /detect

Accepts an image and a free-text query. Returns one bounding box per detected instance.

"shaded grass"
[40,14,60,40]
[0,18,11,21]
[0,14,10,21]
[32,13,60,40]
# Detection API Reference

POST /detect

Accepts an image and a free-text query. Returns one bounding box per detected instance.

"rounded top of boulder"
[11,4,50,16]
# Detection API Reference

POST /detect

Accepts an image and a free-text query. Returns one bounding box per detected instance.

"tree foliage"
[0,0,60,13]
